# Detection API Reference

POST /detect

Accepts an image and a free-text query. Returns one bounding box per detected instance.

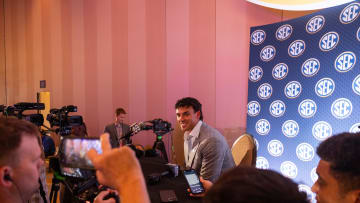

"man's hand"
[94,190,116,203]
[188,177,213,197]
[87,133,144,193]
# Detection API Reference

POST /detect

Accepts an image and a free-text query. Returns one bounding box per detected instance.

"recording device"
[59,137,102,169]
[183,169,205,194]
[46,105,83,135]
[0,102,45,126]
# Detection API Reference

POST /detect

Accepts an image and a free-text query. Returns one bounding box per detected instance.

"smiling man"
[312,132,360,203]
[175,97,235,182]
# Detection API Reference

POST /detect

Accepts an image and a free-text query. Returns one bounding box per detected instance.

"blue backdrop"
[247,1,360,202]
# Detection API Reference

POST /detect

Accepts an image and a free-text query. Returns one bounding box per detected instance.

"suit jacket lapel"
[187,131,202,168]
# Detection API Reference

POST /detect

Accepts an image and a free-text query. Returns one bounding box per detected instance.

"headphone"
[4,174,12,181]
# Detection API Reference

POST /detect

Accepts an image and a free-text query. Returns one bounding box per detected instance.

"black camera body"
[46,105,83,135]
[0,102,45,127]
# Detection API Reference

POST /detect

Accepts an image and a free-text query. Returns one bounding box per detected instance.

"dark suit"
[104,123,130,148]
[187,122,235,182]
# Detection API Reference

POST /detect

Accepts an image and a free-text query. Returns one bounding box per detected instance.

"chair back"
[231,133,257,166]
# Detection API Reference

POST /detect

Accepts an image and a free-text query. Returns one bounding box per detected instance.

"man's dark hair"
[115,108,126,116]
[203,166,309,203]
[175,97,203,120]
[0,117,40,165]
[316,132,360,193]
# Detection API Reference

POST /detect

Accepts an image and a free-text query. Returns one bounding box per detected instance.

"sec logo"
[257,83,272,100]
[285,81,302,99]
[315,78,335,97]
[319,32,339,51]
[311,167,318,183]
[251,30,266,45]
[306,15,325,34]
[256,119,270,136]
[340,2,360,24]
[280,161,297,179]
[282,120,299,138]
[260,45,276,61]
[267,140,284,157]
[349,123,360,133]
[357,27,360,41]
[276,24,292,41]
[352,74,360,95]
[302,58,320,77]
[298,99,317,118]
[298,184,316,203]
[272,63,288,80]
[249,66,263,82]
[312,121,332,141]
[256,157,269,169]
[296,143,315,162]
[334,51,356,73]
[247,101,261,117]
[269,100,286,117]
[288,40,306,57]
[331,98,352,119]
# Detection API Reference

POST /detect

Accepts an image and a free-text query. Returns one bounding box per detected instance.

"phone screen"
[60,137,102,169]
[184,170,205,194]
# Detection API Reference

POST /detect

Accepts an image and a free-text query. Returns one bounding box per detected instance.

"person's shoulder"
[201,122,222,136]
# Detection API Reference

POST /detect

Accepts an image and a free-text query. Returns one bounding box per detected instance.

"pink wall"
[1,0,314,151]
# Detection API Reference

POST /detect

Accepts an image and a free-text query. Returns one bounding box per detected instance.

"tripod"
[152,134,169,163]
[49,173,64,203]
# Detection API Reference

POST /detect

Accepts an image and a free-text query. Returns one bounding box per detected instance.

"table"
[140,157,202,203]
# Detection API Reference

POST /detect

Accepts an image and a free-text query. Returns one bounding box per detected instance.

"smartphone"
[59,137,102,169]
[183,169,205,194]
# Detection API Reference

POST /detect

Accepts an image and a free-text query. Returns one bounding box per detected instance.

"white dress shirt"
[184,120,203,167]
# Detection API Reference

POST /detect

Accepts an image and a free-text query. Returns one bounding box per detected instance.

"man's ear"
[195,111,201,120]
[0,166,13,187]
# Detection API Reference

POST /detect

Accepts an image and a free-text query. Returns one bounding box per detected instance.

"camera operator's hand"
[94,190,116,203]
[87,133,150,203]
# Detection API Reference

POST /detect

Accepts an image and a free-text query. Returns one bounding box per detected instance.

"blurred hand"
[94,190,116,203]
[87,133,143,192]
[188,177,213,197]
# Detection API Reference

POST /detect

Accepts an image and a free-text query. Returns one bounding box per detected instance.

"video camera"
[0,102,45,126]
[137,118,173,136]
[46,105,83,135]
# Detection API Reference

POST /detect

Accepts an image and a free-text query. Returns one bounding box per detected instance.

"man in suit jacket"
[175,97,235,182]
[104,108,130,148]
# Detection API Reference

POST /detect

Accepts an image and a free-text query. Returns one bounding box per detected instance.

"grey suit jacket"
[104,123,130,148]
[187,122,235,182]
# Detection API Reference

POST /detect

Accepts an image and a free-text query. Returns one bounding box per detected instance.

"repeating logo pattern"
[319,32,339,51]
[260,45,276,61]
[306,15,325,34]
[257,83,273,99]
[298,99,317,118]
[251,30,266,45]
[267,140,284,157]
[276,24,293,41]
[285,81,302,99]
[249,66,263,82]
[269,100,286,117]
[288,40,306,57]
[352,74,360,95]
[247,101,261,117]
[312,121,332,141]
[339,3,360,24]
[296,143,315,162]
[302,58,320,77]
[280,161,298,179]
[331,98,352,119]
[272,63,288,80]
[282,120,300,138]
[248,1,360,189]
[256,119,271,135]
[334,51,356,73]
[315,78,335,97]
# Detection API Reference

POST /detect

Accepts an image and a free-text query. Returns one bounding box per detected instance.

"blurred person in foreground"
[311,132,360,203]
